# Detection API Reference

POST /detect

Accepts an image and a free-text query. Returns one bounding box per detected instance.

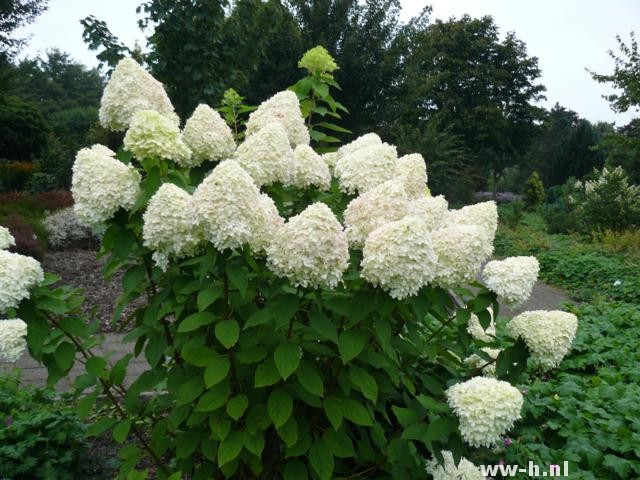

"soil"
[42,249,143,332]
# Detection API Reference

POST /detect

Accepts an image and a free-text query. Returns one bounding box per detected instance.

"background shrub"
[24,172,59,193]
[0,213,46,259]
[523,171,545,208]
[0,161,37,191]
[43,207,98,249]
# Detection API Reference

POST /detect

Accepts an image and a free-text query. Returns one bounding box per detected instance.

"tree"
[0,95,48,161]
[396,14,545,194]
[0,0,48,55]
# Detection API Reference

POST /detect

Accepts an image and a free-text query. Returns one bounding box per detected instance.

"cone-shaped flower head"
[464,347,501,377]
[123,110,191,165]
[432,224,490,287]
[395,153,428,198]
[71,145,141,227]
[334,142,398,194]
[335,133,382,161]
[507,310,578,371]
[287,144,331,190]
[446,376,523,447]
[0,251,43,312]
[405,194,448,231]
[0,226,15,250]
[446,201,498,261]
[99,57,178,131]
[182,104,236,165]
[245,90,309,147]
[425,450,485,480]
[298,46,338,74]
[482,256,539,306]
[321,151,338,175]
[234,122,295,186]
[266,203,348,289]
[344,179,408,247]
[0,319,28,363]
[193,160,282,252]
[143,183,203,270]
[361,216,438,299]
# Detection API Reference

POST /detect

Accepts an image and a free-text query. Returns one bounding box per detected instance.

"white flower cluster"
[483,256,539,306]
[395,153,428,198]
[405,195,448,231]
[446,376,523,447]
[334,141,398,194]
[0,319,28,363]
[143,184,203,270]
[344,180,408,247]
[182,104,236,165]
[287,145,331,190]
[361,216,438,299]
[335,133,382,160]
[193,160,282,252]
[245,90,309,147]
[266,203,348,289]
[71,145,141,227]
[0,226,15,250]
[0,250,44,312]
[432,225,491,287]
[447,201,498,258]
[507,310,578,371]
[321,152,338,174]
[123,110,192,165]
[234,122,294,186]
[99,58,178,131]
[464,347,501,376]
[425,450,485,480]
[467,312,496,342]
[42,207,98,249]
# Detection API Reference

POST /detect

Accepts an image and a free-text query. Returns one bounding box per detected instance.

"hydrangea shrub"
[1,51,580,479]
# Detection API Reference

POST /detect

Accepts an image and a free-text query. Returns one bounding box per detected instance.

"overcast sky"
[16,0,639,125]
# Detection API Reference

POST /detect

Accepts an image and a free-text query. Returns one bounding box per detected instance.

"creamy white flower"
[467,312,496,342]
[0,226,15,250]
[234,122,294,186]
[182,104,236,165]
[464,347,501,377]
[266,203,348,289]
[425,450,485,480]
[123,110,191,165]
[287,144,331,190]
[71,145,141,227]
[446,376,523,447]
[335,133,382,160]
[395,153,427,198]
[0,251,44,312]
[0,319,27,363]
[245,91,309,147]
[334,142,398,194]
[344,180,408,247]
[483,256,539,306]
[193,160,282,252]
[99,57,178,131]
[143,183,203,270]
[507,310,578,371]
[432,225,491,288]
[321,151,338,174]
[361,216,438,299]
[405,194,448,231]
[447,201,498,260]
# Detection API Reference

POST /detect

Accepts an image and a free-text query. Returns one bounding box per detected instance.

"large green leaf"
[215,320,240,348]
[309,440,334,480]
[218,431,244,466]
[338,330,368,364]
[274,341,301,380]
[349,365,378,403]
[178,312,216,333]
[268,389,293,428]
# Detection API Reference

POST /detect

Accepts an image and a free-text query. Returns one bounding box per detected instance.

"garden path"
[1,280,572,390]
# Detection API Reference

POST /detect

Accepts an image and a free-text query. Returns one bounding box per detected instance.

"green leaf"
[423,417,456,443]
[226,394,249,420]
[276,416,298,447]
[195,382,230,412]
[86,417,117,437]
[244,308,273,330]
[54,341,75,372]
[113,419,132,443]
[296,361,324,397]
[215,320,240,349]
[123,265,146,294]
[204,357,231,387]
[218,431,244,466]
[338,330,367,364]
[226,263,248,298]
[274,341,301,380]
[340,399,373,426]
[392,406,421,427]
[197,285,223,311]
[111,353,132,386]
[322,398,343,431]
[254,359,280,388]
[176,375,205,406]
[309,440,334,480]
[59,316,88,337]
[349,365,378,403]
[283,461,308,480]
[76,391,98,419]
[243,431,265,457]
[182,346,216,367]
[178,312,216,333]
[273,295,299,330]
[268,389,293,428]
[322,430,355,458]
[85,357,108,379]
[309,311,338,344]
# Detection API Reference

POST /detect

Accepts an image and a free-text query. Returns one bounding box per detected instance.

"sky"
[16,0,640,125]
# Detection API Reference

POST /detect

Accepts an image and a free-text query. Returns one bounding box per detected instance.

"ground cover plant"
[0,50,580,479]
